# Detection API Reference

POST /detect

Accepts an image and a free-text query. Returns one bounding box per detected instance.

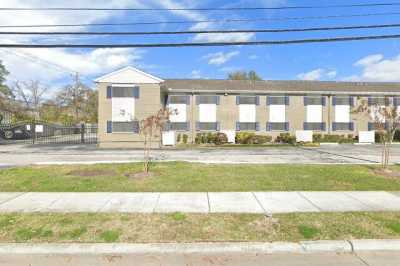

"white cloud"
[203,51,240,66]
[193,33,255,43]
[297,68,337,81]
[349,54,400,82]
[1,48,144,86]
[249,55,259,60]
[191,70,201,78]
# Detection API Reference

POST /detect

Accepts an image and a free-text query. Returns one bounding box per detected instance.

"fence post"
[31,120,36,144]
[81,123,85,144]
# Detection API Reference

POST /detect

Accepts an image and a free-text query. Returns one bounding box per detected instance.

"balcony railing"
[332,122,354,131]
[236,122,259,131]
[196,122,220,131]
[303,122,326,131]
[267,122,289,131]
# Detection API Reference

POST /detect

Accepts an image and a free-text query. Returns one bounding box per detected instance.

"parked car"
[0,125,32,140]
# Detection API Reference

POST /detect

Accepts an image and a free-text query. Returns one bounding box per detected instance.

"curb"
[0,240,398,255]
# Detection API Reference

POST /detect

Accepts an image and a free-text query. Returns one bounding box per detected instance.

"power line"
[1,23,400,35]
[1,3,400,11]
[1,34,400,48]
[1,12,400,28]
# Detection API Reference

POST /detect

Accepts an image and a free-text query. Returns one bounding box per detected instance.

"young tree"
[140,108,176,173]
[354,98,400,169]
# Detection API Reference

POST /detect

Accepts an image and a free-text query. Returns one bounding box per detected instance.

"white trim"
[95,66,164,83]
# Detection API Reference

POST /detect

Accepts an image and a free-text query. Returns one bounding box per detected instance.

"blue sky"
[1,0,400,91]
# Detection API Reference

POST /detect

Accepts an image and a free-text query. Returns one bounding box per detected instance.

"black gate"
[0,121,97,145]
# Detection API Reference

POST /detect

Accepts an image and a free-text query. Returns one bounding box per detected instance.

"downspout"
[327,94,331,134]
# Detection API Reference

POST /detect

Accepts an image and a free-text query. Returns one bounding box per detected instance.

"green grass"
[0,162,400,192]
[298,225,320,239]
[0,212,399,243]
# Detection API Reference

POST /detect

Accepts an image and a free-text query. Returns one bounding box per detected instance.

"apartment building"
[96,66,400,148]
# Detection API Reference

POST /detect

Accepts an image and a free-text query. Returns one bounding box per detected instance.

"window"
[199,104,217,122]
[107,86,139,134]
[306,105,322,123]
[239,105,256,123]
[112,97,135,122]
[269,105,285,123]
[169,104,187,122]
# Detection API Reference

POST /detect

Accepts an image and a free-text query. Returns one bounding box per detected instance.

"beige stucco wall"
[98,88,379,147]
[97,82,162,148]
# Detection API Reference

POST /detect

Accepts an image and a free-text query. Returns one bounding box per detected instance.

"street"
[0,143,399,166]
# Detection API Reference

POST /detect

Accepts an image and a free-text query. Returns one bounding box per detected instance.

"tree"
[228,70,263,81]
[140,108,175,173]
[55,73,97,124]
[0,60,12,98]
[12,80,47,120]
[353,98,400,169]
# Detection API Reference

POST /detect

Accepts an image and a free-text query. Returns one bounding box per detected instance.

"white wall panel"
[239,104,256,122]
[169,104,187,122]
[112,97,135,122]
[306,105,322,123]
[335,105,350,123]
[199,104,216,122]
[269,105,285,122]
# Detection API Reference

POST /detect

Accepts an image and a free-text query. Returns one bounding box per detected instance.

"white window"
[335,105,350,123]
[239,104,256,122]
[199,104,216,122]
[269,105,285,122]
[306,105,322,123]
[169,103,187,122]
[112,97,135,122]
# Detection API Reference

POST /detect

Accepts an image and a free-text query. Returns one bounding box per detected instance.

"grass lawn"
[0,212,399,243]
[0,162,400,192]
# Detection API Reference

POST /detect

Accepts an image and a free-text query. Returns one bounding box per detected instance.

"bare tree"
[56,73,95,124]
[354,98,400,169]
[140,108,176,173]
[12,80,47,120]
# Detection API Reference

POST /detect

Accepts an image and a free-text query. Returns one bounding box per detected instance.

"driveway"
[0,143,398,166]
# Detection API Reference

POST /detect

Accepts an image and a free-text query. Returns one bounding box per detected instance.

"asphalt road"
[0,251,399,266]
[0,143,400,166]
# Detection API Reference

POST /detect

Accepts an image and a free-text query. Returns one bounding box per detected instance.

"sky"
[1,0,400,94]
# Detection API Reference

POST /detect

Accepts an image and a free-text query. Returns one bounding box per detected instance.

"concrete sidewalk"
[0,191,400,214]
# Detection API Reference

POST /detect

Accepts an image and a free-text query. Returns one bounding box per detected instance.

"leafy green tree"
[0,60,12,98]
[228,70,263,81]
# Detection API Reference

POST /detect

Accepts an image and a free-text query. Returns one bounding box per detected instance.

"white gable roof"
[95,66,164,84]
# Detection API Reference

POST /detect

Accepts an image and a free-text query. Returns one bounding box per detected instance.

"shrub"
[276,133,296,144]
[235,132,255,144]
[182,134,188,144]
[313,134,355,143]
[176,133,181,143]
[214,132,228,145]
[249,135,272,144]
[394,130,400,142]
[195,133,202,144]
[313,134,322,143]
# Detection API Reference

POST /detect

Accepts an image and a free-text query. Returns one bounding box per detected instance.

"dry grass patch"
[0,212,399,243]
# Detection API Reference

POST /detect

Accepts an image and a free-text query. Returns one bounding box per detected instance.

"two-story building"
[96,66,400,148]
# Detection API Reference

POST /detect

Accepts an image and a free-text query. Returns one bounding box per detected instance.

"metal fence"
[0,121,97,145]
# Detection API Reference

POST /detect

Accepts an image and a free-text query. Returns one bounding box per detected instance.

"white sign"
[296,130,313,142]
[359,131,375,143]
[35,125,43,133]
[221,130,236,143]
[162,131,176,146]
